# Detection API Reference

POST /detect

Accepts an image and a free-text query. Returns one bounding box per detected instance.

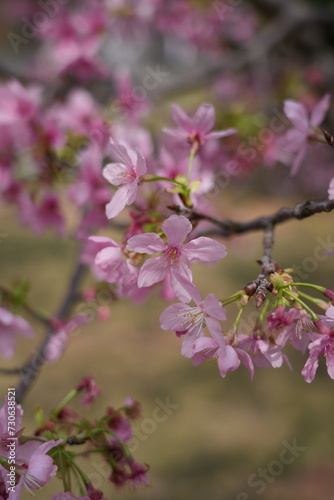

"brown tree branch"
[13,261,86,404]
[169,198,334,237]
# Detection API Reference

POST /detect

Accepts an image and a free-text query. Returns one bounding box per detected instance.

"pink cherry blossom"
[237,333,289,369]
[272,307,315,353]
[163,103,236,153]
[12,438,62,497]
[192,331,254,379]
[88,236,138,295]
[0,307,34,359]
[160,284,226,357]
[279,94,330,176]
[302,329,334,383]
[103,141,147,219]
[126,214,227,302]
[0,80,40,125]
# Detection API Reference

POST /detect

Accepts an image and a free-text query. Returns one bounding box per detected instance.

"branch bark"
[13,261,86,404]
[170,197,334,237]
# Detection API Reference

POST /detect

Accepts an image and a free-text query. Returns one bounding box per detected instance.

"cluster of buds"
[0,378,149,499]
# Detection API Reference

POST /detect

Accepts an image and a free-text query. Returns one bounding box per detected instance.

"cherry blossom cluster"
[0,378,148,499]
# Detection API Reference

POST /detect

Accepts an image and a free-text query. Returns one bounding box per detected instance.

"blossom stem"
[283,290,319,321]
[142,175,184,188]
[258,297,271,323]
[221,291,243,306]
[52,389,78,418]
[281,282,325,293]
[232,305,245,331]
[62,450,90,485]
[297,290,328,310]
[59,450,71,492]
[186,150,196,187]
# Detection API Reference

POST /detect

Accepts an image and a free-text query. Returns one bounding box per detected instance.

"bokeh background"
[1,1,334,499]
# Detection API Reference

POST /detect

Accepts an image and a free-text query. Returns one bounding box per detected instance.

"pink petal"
[137,256,168,287]
[169,269,201,304]
[236,348,254,380]
[0,307,14,325]
[326,306,334,319]
[218,345,240,377]
[28,439,62,484]
[290,144,307,176]
[126,233,165,254]
[310,93,330,127]
[170,266,194,303]
[162,215,192,245]
[326,348,334,379]
[328,177,334,200]
[192,336,219,365]
[301,351,319,383]
[205,316,224,343]
[203,294,226,321]
[12,316,34,337]
[125,179,139,205]
[109,141,133,166]
[162,128,189,139]
[88,236,118,246]
[193,104,215,134]
[135,150,147,175]
[0,331,16,359]
[284,100,309,132]
[95,246,121,268]
[183,237,227,262]
[102,162,130,186]
[207,128,237,139]
[105,184,133,219]
[171,104,192,131]
[279,129,306,153]
[181,326,205,358]
[159,303,194,331]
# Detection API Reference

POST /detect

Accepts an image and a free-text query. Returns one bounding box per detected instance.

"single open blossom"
[103,141,146,219]
[237,333,289,369]
[160,284,226,357]
[126,214,227,302]
[279,94,330,175]
[88,235,138,295]
[163,103,236,153]
[0,307,34,359]
[192,331,254,379]
[269,306,314,354]
[302,328,334,383]
[11,439,62,497]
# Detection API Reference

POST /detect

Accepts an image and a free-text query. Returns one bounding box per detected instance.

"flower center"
[112,164,137,185]
[164,245,182,267]
[180,307,205,333]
